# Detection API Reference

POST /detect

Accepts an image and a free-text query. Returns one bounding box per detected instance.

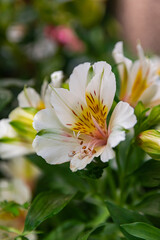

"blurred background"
[1,0,160,116]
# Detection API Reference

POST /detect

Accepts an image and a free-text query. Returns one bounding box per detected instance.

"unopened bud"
[138,130,160,160]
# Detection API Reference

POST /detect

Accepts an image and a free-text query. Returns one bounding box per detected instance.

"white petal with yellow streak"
[51,88,88,130]
[112,41,132,80]
[139,83,158,106]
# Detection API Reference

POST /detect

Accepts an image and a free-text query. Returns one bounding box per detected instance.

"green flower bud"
[138,130,160,160]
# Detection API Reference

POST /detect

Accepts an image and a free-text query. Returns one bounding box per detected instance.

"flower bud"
[138,130,160,160]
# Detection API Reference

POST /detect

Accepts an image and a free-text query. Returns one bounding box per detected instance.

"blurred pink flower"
[45,25,85,53]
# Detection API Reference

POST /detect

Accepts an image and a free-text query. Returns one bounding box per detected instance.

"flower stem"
[119,143,134,205]
[107,167,117,201]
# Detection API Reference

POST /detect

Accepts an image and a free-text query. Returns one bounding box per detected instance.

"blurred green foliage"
[0,0,120,118]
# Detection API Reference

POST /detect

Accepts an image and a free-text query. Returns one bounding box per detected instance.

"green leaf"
[134,104,160,136]
[0,200,29,217]
[134,102,147,120]
[44,220,84,240]
[78,223,119,240]
[134,102,149,135]
[77,223,106,240]
[106,201,150,240]
[15,237,29,240]
[24,191,75,232]
[61,82,69,90]
[137,105,160,134]
[134,192,160,217]
[106,201,149,225]
[0,78,33,88]
[77,157,109,179]
[147,105,160,127]
[10,120,36,140]
[121,222,160,240]
[0,88,12,112]
[134,160,160,187]
[0,225,21,235]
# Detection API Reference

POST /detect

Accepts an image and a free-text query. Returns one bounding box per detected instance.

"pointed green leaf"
[0,88,12,112]
[44,220,84,240]
[77,223,106,240]
[106,201,150,240]
[135,192,160,217]
[121,222,160,240]
[134,160,160,187]
[24,191,75,232]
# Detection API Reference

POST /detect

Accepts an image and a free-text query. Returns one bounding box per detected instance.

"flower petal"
[100,144,115,162]
[0,179,31,204]
[69,62,91,99]
[112,41,132,80]
[33,108,64,132]
[70,154,93,172]
[33,131,78,165]
[18,87,41,108]
[139,83,158,106]
[51,88,95,134]
[93,61,111,75]
[50,88,81,127]
[50,71,63,88]
[0,142,33,159]
[0,119,17,138]
[85,62,115,128]
[108,102,137,148]
[100,67,116,113]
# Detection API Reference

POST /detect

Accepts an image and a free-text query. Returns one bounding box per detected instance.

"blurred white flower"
[0,178,31,204]
[0,118,34,159]
[0,71,63,160]
[0,157,41,191]
[6,24,26,43]
[113,41,160,107]
[18,71,63,109]
[0,178,37,239]
[25,37,57,60]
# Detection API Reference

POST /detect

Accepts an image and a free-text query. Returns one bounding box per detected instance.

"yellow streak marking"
[129,67,148,105]
[120,64,128,99]
[37,100,45,110]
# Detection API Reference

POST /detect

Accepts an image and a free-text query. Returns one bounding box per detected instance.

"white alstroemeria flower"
[33,61,137,171]
[0,178,31,204]
[113,41,159,107]
[0,157,41,190]
[0,71,63,160]
[0,118,34,159]
[18,71,63,109]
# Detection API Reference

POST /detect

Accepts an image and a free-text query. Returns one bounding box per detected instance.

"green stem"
[107,167,117,201]
[120,143,134,205]
[124,143,134,174]
[115,146,121,174]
